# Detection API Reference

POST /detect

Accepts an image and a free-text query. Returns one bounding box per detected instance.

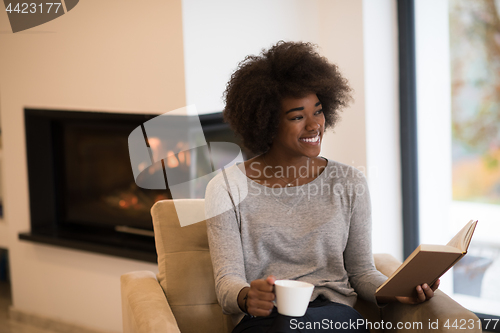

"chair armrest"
[373,254,481,333]
[373,253,402,278]
[121,271,181,333]
[381,291,480,333]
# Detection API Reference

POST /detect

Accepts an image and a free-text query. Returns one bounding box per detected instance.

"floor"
[0,281,54,333]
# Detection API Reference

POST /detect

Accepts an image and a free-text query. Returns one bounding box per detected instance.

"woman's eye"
[290,109,322,120]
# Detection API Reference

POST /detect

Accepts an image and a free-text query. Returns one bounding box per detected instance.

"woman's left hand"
[396,279,440,304]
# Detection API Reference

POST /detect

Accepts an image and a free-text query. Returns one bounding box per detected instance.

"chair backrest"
[151,199,233,333]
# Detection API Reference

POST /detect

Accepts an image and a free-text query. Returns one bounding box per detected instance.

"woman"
[205,41,439,333]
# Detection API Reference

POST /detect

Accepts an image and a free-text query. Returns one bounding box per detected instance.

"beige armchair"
[121,199,480,333]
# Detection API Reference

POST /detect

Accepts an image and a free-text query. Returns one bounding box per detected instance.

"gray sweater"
[205,158,387,322]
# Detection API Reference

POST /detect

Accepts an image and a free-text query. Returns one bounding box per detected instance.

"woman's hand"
[396,279,440,304]
[239,275,276,317]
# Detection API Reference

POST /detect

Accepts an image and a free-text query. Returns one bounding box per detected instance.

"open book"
[375,220,478,298]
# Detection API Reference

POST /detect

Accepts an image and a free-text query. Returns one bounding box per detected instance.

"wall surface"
[317,0,368,170]
[182,0,321,114]
[415,0,452,246]
[414,0,453,293]
[363,0,402,259]
[0,1,184,331]
[0,0,401,331]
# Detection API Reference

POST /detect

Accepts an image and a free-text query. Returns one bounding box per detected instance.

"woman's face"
[271,92,325,159]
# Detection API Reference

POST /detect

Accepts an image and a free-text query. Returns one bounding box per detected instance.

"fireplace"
[20,109,252,262]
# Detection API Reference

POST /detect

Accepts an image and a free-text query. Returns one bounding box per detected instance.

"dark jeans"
[232,296,369,333]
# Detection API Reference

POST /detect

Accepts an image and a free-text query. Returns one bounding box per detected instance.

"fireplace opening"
[62,120,169,231]
[21,109,252,262]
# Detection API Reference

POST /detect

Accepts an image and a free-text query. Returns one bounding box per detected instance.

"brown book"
[375,220,478,298]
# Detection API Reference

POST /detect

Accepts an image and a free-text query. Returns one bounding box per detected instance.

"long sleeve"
[205,172,249,315]
[205,159,387,319]
[343,174,388,305]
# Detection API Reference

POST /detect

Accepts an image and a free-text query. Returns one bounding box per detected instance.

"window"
[410,0,500,323]
[449,0,500,318]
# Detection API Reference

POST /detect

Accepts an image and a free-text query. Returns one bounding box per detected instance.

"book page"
[420,244,462,253]
[446,220,477,252]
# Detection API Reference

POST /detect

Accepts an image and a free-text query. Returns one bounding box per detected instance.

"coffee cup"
[274,280,314,317]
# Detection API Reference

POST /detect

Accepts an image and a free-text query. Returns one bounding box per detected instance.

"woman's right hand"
[240,275,276,317]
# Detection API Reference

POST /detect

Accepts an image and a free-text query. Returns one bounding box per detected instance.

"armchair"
[121,199,480,333]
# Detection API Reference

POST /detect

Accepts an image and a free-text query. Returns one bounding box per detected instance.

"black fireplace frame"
[19,108,242,262]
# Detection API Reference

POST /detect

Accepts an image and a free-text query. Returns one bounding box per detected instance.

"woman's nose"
[306,120,320,131]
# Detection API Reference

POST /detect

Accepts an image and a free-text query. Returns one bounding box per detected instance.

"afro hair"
[222,41,352,154]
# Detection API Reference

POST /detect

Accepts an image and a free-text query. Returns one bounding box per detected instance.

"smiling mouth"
[299,134,320,143]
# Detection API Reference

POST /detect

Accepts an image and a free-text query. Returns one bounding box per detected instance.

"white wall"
[363,0,402,259]
[0,1,184,331]
[414,0,464,299]
[182,0,321,114]
[415,0,452,248]
[317,0,369,171]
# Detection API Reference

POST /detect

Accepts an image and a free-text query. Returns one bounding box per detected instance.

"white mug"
[274,280,314,317]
